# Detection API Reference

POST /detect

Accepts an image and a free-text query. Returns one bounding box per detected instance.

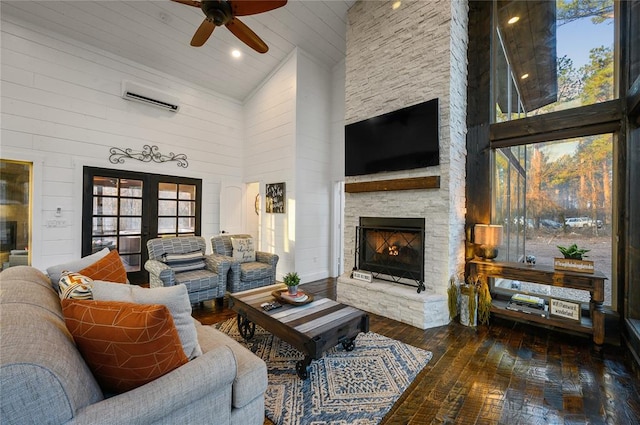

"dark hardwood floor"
[192,279,640,425]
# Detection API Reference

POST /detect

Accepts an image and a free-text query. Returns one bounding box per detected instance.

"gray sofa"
[0,266,268,425]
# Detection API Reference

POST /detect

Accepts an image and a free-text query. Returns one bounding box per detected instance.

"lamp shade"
[474,224,503,246]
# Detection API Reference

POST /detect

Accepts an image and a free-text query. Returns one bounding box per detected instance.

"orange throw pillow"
[61,299,188,394]
[79,249,128,283]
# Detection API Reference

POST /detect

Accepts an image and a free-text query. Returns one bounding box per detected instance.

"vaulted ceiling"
[1,0,356,101]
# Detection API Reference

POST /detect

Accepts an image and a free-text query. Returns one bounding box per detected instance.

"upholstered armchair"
[210,234,279,293]
[145,236,230,304]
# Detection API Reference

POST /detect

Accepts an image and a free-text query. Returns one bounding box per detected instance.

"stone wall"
[341,0,468,327]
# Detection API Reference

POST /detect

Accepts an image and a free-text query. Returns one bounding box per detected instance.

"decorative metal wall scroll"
[109,145,188,168]
[265,182,285,213]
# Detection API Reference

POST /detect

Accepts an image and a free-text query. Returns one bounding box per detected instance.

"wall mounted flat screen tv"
[345,98,439,176]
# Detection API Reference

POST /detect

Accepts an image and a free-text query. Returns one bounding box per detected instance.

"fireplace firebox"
[355,217,425,292]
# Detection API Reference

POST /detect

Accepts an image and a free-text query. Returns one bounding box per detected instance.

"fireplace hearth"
[355,217,425,292]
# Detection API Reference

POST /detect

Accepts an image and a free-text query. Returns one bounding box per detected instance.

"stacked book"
[506,293,548,317]
[280,291,309,303]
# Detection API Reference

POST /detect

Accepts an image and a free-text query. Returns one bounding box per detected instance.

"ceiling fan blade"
[170,0,202,8]
[191,19,216,47]
[226,17,268,53]
[229,0,287,17]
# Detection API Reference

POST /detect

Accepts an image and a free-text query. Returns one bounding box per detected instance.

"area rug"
[214,318,432,425]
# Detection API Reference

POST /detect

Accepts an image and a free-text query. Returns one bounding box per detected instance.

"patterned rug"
[214,318,432,425]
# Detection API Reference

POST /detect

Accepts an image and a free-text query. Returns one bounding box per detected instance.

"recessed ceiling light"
[231,49,242,58]
[520,73,529,80]
[392,1,401,10]
[508,16,520,25]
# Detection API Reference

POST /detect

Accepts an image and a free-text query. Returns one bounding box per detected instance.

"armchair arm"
[144,259,176,287]
[71,346,237,425]
[205,253,232,277]
[255,251,279,267]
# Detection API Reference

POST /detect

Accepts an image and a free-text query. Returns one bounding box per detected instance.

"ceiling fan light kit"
[171,0,287,53]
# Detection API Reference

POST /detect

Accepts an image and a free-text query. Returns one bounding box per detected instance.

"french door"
[82,167,202,284]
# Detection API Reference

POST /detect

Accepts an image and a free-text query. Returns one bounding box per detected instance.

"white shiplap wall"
[243,48,334,283]
[295,50,332,282]
[243,50,297,278]
[1,15,244,271]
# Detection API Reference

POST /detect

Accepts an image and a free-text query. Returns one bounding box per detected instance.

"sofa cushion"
[91,281,203,359]
[46,247,110,290]
[78,249,128,283]
[239,262,273,281]
[58,271,94,300]
[61,299,188,394]
[162,250,206,272]
[231,237,256,263]
[174,269,220,294]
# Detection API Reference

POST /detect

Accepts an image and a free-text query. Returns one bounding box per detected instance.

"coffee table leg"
[237,313,255,340]
[341,337,356,351]
[296,357,312,379]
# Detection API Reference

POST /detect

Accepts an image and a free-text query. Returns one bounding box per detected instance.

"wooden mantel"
[345,176,441,193]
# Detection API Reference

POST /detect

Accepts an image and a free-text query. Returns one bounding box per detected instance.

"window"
[489,0,618,308]
[493,0,616,122]
[492,136,614,306]
[0,160,31,269]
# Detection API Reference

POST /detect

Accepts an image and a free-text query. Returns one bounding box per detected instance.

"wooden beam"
[490,100,623,147]
[627,75,640,124]
[344,176,440,193]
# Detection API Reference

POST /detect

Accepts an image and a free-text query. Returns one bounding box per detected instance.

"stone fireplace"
[337,0,468,330]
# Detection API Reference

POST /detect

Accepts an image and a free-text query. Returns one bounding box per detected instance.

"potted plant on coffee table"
[283,272,301,295]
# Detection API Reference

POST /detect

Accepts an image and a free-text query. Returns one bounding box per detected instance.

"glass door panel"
[83,167,202,283]
[158,183,197,237]
[90,176,143,273]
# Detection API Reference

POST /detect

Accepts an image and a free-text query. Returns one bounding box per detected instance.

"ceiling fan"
[171,0,287,53]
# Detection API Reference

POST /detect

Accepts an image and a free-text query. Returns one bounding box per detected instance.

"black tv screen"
[345,98,439,176]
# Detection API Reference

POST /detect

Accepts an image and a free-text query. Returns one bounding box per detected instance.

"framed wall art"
[265,182,285,213]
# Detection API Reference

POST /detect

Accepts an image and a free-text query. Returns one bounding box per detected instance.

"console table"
[469,259,607,346]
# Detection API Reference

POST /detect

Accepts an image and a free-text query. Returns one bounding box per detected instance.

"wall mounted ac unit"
[121,81,180,112]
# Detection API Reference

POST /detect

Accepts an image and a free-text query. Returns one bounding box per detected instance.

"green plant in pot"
[283,272,301,295]
[557,243,590,260]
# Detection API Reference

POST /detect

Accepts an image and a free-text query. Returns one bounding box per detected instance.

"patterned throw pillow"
[79,249,128,283]
[61,299,188,394]
[46,247,110,291]
[230,237,256,263]
[161,251,206,273]
[58,271,94,300]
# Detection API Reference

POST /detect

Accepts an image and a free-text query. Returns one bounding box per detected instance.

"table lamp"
[474,224,503,260]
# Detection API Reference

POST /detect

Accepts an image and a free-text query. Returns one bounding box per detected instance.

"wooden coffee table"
[228,283,369,379]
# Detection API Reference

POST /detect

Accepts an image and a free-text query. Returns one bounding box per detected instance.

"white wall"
[1,15,244,271]
[294,50,332,282]
[1,15,343,285]
[243,51,297,278]
[243,49,335,283]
